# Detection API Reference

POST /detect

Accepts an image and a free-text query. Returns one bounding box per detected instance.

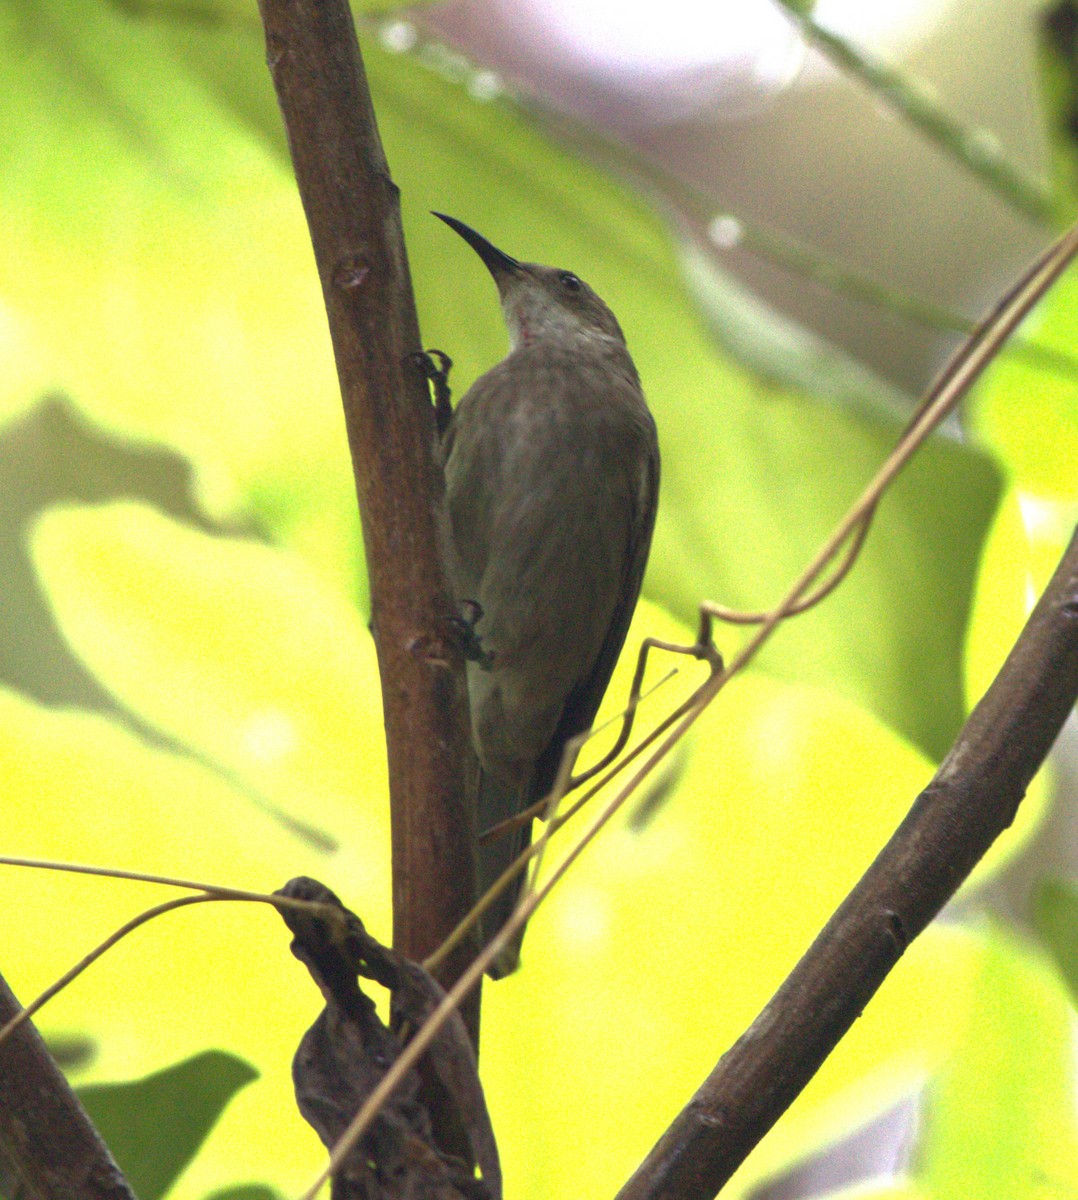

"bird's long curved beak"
[433,212,521,278]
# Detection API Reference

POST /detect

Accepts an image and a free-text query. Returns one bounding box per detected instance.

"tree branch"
[617,526,1078,1200]
[254,0,479,1030]
[0,971,136,1200]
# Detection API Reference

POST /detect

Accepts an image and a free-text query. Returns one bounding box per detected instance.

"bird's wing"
[530,427,660,802]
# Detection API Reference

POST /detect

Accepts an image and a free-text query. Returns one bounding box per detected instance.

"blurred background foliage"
[0,0,1077,1197]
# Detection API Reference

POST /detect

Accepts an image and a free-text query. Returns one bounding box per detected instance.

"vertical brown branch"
[254,0,479,1028]
[0,972,136,1200]
[616,527,1078,1200]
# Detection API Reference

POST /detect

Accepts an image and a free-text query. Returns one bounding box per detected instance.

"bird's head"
[434,213,626,351]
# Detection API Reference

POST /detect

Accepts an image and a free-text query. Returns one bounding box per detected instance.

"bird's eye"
[558,271,582,292]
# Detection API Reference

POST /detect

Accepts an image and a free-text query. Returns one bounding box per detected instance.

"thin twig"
[526,223,1078,881]
[615,526,1078,1200]
[0,860,344,1048]
[301,671,718,1199]
[523,85,1073,376]
[479,658,684,845]
[604,227,1078,1197]
[705,222,1073,625]
[305,221,1078,1200]
[426,635,717,974]
[0,895,222,1049]
[774,0,1054,223]
[726,217,1078,381]
[706,502,874,625]
[565,632,722,790]
[0,854,286,898]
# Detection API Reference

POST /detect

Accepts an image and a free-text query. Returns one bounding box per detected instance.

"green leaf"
[0,0,362,600]
[0,682,373,1194]
[27,505,1019,1199]
[765,929,1078,1200]
[203,1188,283,1200]
[957,488,1053,889]
[1032,877,1078,1002]
[149,13,1002,758]
[78,1051,258,1200]
[970,265,1078,508]
[1037,1,1078,212]
[2,10,1050,1196]
[1,0,1002,758]
[45,1033,98,1073]
[481,605,991,1200]
[340,43,1004,763]
[916,925,1078,1198]
[30,500,390,859]
[970,6,1078,514]
[362,37,1001,761]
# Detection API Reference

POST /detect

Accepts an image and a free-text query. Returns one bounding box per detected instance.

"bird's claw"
[450,599,494,669]
[409,349,454,435]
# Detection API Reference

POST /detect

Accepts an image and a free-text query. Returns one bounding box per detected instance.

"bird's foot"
[408,348,453,435]
[450,599,494,669]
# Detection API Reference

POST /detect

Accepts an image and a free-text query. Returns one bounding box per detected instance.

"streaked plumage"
[436,214,659,975]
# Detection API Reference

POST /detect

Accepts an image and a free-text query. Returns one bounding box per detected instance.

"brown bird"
[435,213,660,976]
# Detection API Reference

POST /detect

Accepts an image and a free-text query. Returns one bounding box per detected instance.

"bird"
[434,213,660,976]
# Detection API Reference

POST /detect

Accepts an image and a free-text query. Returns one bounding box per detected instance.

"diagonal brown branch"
[0,971,136,1200]
[254,0,479,1033]
[616,527,1078,1200]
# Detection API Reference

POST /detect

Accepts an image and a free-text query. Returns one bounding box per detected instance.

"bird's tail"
[477,768,532,979]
